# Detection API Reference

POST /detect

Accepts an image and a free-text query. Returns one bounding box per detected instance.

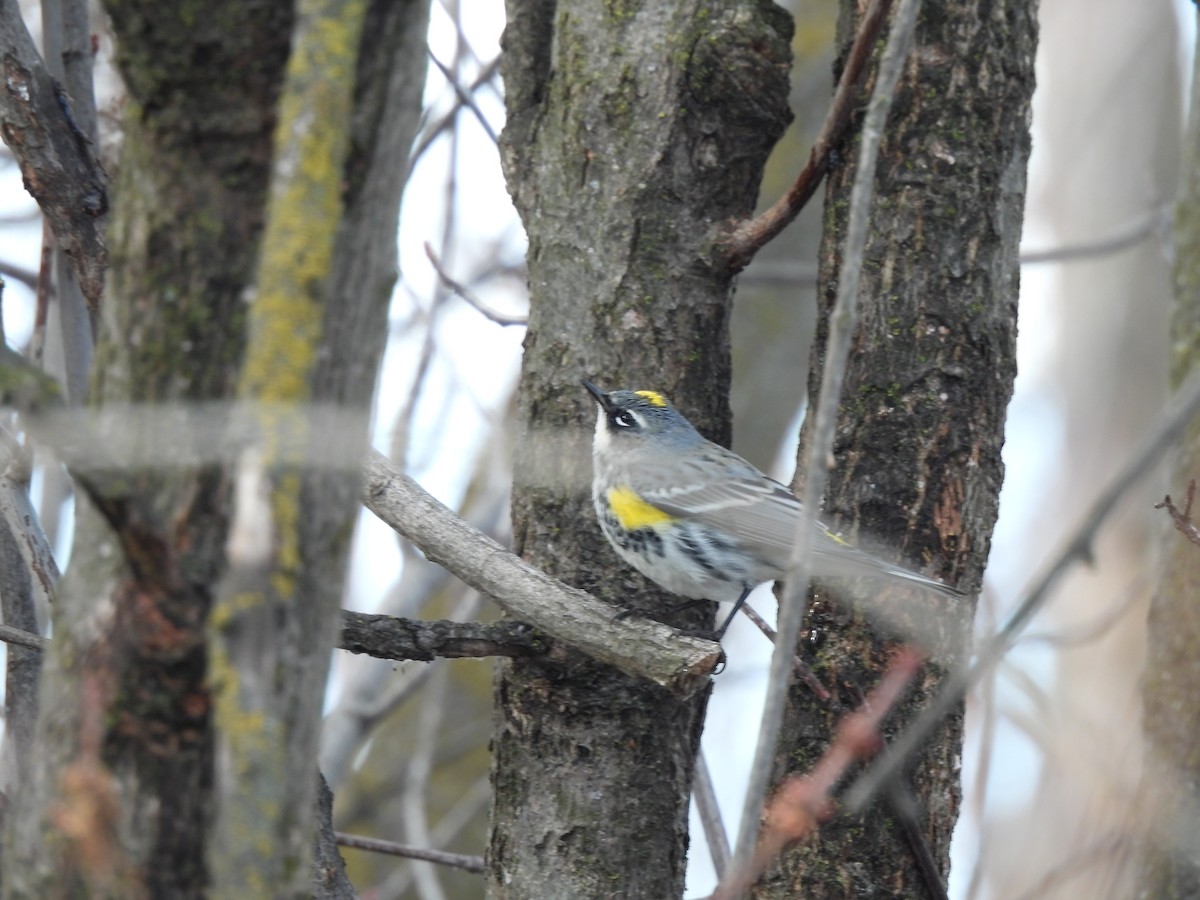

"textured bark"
[757,1,1036,896]
[5,5,294,896]
[490,0,792,896]
[2,0,430,895]
[1141,22,1200,898]
[0,0,107,308]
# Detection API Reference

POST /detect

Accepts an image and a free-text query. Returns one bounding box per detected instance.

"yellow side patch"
[607,486,675,530]
[634,390,668,408]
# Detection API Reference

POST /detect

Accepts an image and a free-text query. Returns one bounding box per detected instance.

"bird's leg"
[712,583,754,640]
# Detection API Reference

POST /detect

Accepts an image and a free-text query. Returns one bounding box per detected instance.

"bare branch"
[0,0,107,308]
[338,610,546,661]
[1020,204,1169,265]
[335,832,484,874]
[721,0,894,271]
[0,257,37,290]
[0,621,45,651]
[361,450,720,695]
[427,51,499,147]
[738,602,831,702]
[409,56,500,172]
[424,242,527,326]
[694,749,731,878]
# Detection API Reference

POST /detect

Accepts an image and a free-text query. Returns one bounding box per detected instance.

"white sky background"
[0,0,1195,897]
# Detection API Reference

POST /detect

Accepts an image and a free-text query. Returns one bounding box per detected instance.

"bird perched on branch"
[582,380,962,639]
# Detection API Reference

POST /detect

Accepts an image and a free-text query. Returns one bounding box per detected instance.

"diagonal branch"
[361,450,720,696]
[720,0,895,272]
[0,0,107,308]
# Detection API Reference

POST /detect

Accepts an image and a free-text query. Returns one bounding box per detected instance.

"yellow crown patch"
[634,390,668,408]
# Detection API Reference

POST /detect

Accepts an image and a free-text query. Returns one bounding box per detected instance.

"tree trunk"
[758,1,1036,896]
[489,0,792,895]
[2,0,429,895]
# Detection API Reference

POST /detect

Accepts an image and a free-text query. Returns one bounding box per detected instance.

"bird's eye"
[613,411,637,429]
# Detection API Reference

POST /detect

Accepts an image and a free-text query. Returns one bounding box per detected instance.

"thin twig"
[1156,479,1200,546]
[738,603,831,702]
[409,57,502,175]
[844,367,1200,815]
[693,749,731,878]
[427,51,499,146]
[887,779,949,900]
[724,0,924,885]
[0,258,38,291]
[423,242,527,326]
[721,0,895,272]
[403,663,450,900]
[1020,204,1169,265]
[334,832,484,873]
[1019,575,1147,648]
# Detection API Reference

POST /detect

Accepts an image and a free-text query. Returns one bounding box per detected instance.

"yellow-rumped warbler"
[583,380,962,639]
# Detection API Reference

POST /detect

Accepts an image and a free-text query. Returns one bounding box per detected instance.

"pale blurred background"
[0,0,1193,897]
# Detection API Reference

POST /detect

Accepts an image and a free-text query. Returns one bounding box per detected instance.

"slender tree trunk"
[1141,18,1200,897]
[490,0,792,895]
[758,1,1036,896]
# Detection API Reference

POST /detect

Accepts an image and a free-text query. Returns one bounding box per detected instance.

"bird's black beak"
[581,379,613,413]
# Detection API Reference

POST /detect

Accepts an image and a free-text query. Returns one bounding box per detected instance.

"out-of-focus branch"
[424,242,527,326]
[335,832,484,873]
[721,0,894,272]
[361,450,721,696]
[694,750,731,878]
[0,0,107,308]
[1020,204,1169,265]
[409,56,500,172]
[0,258,37,290]
[41,0,99,403]
[428,51,499,146]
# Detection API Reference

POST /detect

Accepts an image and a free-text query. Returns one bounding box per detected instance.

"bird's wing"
[643,461,962,597]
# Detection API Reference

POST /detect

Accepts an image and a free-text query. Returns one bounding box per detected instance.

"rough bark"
[490,0,792,896]
[2,0,430,895]
[758,1,1036,896]
[5,4,294,896]
[1141,20,1200,897]
[0,0,107,308]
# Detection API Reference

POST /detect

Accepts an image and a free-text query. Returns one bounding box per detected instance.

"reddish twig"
[711,648,923,900]
[721,0,895,272]
[1156,480,1200,547]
